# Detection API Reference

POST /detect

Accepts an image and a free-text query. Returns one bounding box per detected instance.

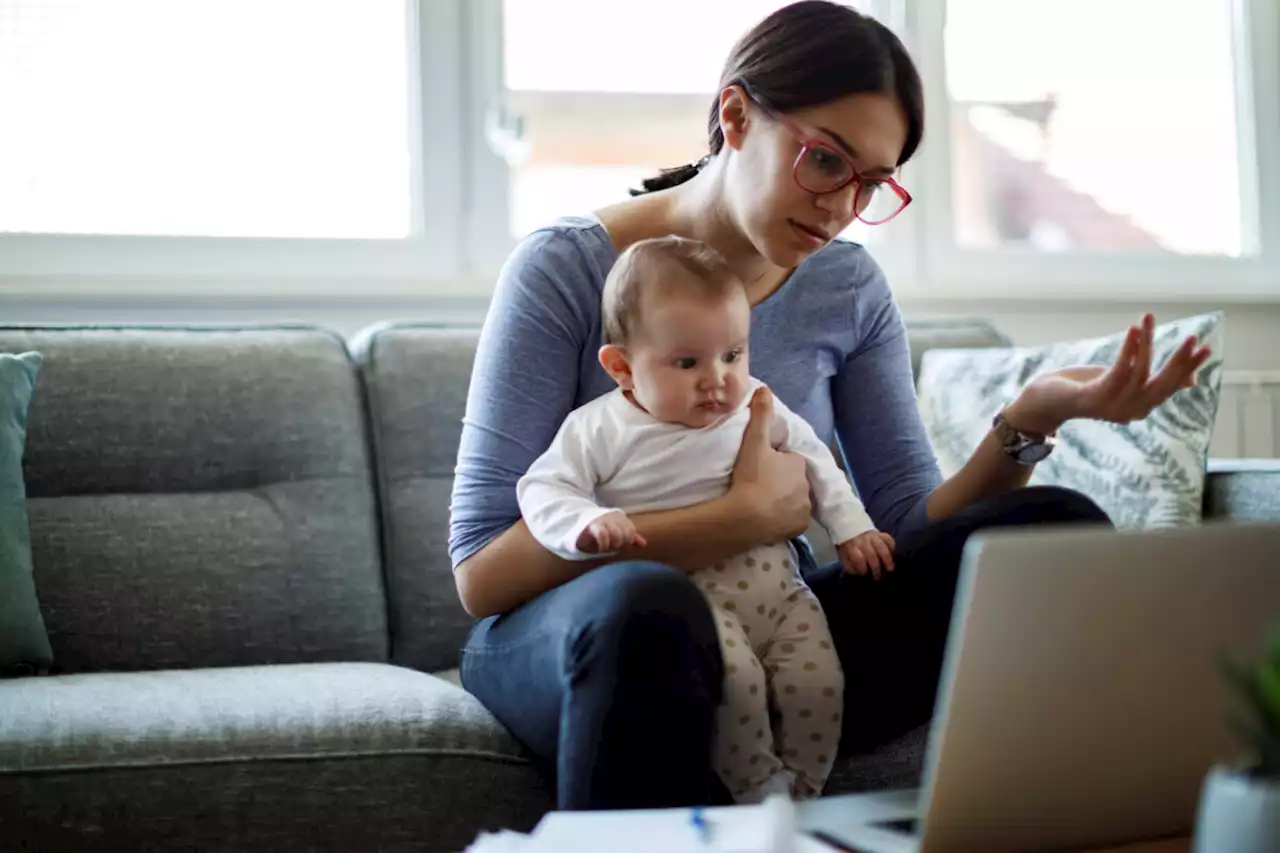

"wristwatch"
[992,408,1057,466]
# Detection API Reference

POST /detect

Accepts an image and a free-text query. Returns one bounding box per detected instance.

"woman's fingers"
[864,545,882,580]
[1103,327,1140,393]
[871,535,895,573]
[1143,336,1199,406]
[733,386,775,479]
[1048,322,1210,428]
[1131,314,1153,392]
[1083,328,1137,418]
[1184,346,1212,387]
[742,387,774,448]
[1168,345,1211,391]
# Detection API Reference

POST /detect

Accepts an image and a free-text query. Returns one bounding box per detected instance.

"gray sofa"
[2,320,1277,853]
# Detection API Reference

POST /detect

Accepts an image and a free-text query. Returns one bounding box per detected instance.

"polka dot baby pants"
[693,542,843,802]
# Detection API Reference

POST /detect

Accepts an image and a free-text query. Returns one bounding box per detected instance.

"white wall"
[5,293,1278,371]
[898,298,1280,371]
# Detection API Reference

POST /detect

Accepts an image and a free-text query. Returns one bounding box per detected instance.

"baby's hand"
[577,510,648,555]
[837,531,896,580]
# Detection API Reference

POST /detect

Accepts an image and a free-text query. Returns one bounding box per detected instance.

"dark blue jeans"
[459,486,1110,810]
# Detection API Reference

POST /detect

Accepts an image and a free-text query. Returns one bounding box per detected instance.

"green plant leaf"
[1259,664,1280,728]
[1218,623,1280,777]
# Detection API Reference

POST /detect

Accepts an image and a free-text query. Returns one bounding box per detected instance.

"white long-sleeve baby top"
[516,379,875,560]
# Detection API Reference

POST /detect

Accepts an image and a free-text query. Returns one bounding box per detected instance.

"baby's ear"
[598,344,634,390]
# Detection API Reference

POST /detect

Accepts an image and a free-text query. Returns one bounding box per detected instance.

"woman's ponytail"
[630,155,712,196]
[627,2,923,198]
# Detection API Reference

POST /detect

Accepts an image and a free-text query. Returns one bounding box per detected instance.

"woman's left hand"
[1003,314,1212,436]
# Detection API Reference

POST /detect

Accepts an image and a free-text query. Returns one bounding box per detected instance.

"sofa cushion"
[352,324,479,674]
[827,723,927,795]
[1204,459,1280,522]
[1,351,53,676]
[0,326,387,673]
[0,662,553,852]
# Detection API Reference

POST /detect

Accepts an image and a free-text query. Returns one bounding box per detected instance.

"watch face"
[1019,442,1055,464]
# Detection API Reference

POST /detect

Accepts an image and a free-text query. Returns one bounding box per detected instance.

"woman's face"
[722,89,909,269]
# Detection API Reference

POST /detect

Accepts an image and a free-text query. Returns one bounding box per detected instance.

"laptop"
[800,521,1280,853]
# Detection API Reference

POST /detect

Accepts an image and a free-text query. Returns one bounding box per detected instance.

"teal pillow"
[1,351,52,676]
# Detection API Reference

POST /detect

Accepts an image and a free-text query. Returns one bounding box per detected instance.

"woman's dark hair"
[632,1,924,195]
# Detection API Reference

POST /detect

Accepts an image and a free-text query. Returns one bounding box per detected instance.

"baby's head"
[600,237,751,428]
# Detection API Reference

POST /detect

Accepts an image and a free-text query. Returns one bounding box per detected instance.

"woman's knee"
[587,561,713,628]
[1019,486,1112,526]
[566,561,723,689]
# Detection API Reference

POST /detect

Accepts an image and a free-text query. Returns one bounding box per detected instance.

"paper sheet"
[463,796,838,853]
[464,830,835,853]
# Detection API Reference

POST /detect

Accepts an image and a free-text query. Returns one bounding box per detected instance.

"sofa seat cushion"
[0,662,525,771]
[827,724,928,795]
[1204,459,1280,522]
[1,662,554,852]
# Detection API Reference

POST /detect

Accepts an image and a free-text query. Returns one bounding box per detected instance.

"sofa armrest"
[1204,458,1280,523]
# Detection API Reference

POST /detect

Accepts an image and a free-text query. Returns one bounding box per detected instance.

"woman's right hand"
[729,387,812,542]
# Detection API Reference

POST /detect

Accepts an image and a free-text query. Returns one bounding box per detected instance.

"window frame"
[0,0,480,298]
[898,0,1280,301]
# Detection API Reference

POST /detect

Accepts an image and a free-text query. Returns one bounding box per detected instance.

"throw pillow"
[1,351,53,676]
[918,313,1225,529]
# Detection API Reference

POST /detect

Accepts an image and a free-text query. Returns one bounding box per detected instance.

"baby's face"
[626,290,752,428]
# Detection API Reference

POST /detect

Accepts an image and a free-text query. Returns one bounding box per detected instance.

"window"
[945,0,1249,257]
[469,0,885,274]
[909,0,1280,297]
[499,1,860,239]
[0,0,467,294]
[0,0,411,239]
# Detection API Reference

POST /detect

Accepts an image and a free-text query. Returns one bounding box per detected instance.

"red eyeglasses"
[744,88,912,225]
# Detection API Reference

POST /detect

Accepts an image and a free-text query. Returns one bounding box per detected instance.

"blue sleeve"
[448,229,600,568]
[831,254,942,540]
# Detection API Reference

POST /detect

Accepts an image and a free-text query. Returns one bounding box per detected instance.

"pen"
[690,806,711,843]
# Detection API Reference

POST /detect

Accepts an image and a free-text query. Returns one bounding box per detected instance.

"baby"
[517,236,895,803]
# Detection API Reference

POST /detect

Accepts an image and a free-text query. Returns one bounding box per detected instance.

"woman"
[450,1,1209,810]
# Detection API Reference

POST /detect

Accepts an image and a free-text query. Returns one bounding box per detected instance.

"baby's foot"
[736,770,795,804]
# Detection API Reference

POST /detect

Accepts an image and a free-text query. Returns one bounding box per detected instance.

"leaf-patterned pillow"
[917,313,1225,529]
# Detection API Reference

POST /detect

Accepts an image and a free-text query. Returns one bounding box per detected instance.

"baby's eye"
[676,357,697,369]
[724,349,742,363]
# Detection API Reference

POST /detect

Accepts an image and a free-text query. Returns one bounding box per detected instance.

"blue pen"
[690,806,711,843]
